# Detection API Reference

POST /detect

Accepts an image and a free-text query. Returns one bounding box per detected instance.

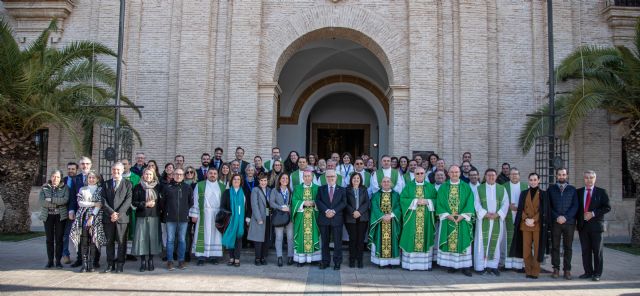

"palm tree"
[0,19,139,233]
[519,19,640,247]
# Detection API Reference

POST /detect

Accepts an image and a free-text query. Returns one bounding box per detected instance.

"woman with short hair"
[39,169,69,269]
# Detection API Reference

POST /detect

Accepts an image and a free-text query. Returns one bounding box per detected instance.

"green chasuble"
[399,181,437,253]
[317,174,343,186]
[477,183,506,259]
[350,171,371,188]
[504,182,528,256]
[125,173,140,240]
[436,181,475,254]
[369,191,402,259]
[292,184,320,254]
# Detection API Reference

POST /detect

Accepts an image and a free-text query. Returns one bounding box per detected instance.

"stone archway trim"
[277,74,389,126]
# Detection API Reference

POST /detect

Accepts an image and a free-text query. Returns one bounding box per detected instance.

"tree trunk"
[0,131,38,233]
[626,121,640,247]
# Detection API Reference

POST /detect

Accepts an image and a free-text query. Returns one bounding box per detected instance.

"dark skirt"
[131,216,162,256]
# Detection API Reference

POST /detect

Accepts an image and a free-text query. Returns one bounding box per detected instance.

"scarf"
[142,180,158,202]
[222,187,245,248]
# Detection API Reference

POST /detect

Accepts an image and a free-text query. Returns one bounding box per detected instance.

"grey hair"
[112,162,124,169]
[583,170,596,177]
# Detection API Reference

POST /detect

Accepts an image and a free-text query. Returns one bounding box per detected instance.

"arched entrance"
[275,36,390,158]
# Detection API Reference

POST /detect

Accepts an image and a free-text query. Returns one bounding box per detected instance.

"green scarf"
[221,188,245,249]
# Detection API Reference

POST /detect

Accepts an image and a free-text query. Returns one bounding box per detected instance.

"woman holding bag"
[269,173,294,267]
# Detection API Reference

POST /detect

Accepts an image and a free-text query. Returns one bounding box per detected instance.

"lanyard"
[343,164,352,178]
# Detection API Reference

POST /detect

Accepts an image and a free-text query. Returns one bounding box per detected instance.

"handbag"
[215,209,231,233]
[271,208,290,227]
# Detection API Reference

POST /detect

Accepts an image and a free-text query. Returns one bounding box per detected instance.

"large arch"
[260,6,408,85]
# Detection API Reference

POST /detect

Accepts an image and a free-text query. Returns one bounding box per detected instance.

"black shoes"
[349,261,355,268]
[357,261,363,269]
[147,259,155,271]
[333,264,341,270]
[461,268,473,277]
[260,258,267,265]
[490,268,501,276]
[116,263,124,273]
[55,261,63,269]
[277,257,283,267]
[579,273,593,279]
[197,260,205,266]
[297,262,304,267]
[592,275,601,281]
[255,259,261,266]
[103,262,116,273]
[71,259,82,268]
[140,260,147,272]
[287,257,294,266]
[45,261,53,269]
[319,263,327,270]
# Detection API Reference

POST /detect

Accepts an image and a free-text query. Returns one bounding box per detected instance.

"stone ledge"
[3,0,75,43]
[602,3,640,46]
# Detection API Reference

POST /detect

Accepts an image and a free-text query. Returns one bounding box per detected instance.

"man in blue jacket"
[547,168,578,280]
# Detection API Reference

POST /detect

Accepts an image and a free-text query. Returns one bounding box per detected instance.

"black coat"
[221,187,251,220]
[576,186,611,232]
[509,188,550,262]
[102,178,133,224]
[344,186,370,223]
[315,185,346,227]
[132,183,162,218]
[160,181,194,223]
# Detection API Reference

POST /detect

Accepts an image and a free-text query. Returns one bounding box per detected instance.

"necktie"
[329,186,334,203]
[83,174,87,186]
[585,188,592,212]
[114,180,120,191]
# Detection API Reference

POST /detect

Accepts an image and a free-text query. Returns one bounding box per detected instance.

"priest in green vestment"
[369,176,402,268]
[473,169,509,275]
[400,167,438,270]
[370,155,405,194]
[292,169,321,265]
[189,168,225,264]
[503,168,528,270]
[290,156,312,191]
[436,165,475,276]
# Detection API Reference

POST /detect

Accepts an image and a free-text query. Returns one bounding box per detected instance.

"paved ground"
[1,236,639,296]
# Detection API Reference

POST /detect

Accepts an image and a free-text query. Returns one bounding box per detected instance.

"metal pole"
[114,0,126,162]
[547,0,556,185]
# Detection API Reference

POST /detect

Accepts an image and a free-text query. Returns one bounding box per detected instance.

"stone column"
[387,85,410,157]
[257,82,281,158]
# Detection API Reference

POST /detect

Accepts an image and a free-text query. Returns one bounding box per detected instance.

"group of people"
[39,147,610,282]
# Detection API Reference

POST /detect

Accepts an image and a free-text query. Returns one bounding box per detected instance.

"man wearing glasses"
[316,170,347,270]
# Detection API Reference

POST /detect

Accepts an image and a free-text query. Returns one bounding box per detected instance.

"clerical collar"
[382,189,392,193]
[511,181,519,185]
[303,183,312,188]
[382,167,391,172]
[486,183,496,188]
[416,182,424,185]
[450,180,460,185]
[206,180,216,184]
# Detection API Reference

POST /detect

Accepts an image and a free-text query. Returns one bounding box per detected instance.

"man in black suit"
[102,162,133,273]
[316,169,347,270]
[576,170,611,282]
[197,153,212,182]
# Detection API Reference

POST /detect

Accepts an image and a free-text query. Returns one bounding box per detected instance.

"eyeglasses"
[355,163,364,165]
[415,172,425,175]
[186,171,195,174]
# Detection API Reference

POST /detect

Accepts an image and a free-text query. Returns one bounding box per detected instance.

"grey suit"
[269,187,294,258]
[102,178,132,265]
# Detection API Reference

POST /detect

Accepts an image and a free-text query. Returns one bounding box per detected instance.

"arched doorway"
[276,36,390,158]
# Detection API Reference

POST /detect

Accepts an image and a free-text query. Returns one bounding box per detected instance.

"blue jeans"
[166,222,188,262]
[62,219,73,257]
